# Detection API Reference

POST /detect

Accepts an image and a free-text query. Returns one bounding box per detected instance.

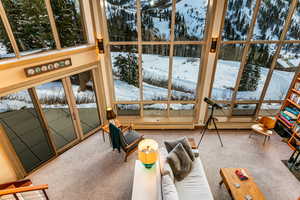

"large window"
[142,45,169,101]
[211,0,300,117]
[51,0,87,47]
[0,0,87,58]
[0,18,14,59]
[2,0,55,53]
[105,0,137,41]
[104,0,300,119]
[212,44,244,100]
[141,0,172,41]
[104,0,208,118]
[174,0,208,41]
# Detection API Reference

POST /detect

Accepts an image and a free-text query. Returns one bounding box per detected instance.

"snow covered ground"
[112,52,293,102]
[0,82,98,112]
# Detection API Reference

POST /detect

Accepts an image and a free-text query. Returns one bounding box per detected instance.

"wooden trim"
[91,68,105,126]
[64,77,84,140]
[78,0,88,43]
[0,185,48,196]
[57,78,82,151]
[113,100,196,105]
[108,41,206,45]
[44,0,61,49]
[137,0,143,118]
[0,45,96,70]
[167,0,177,117]
[0,62,98,97]
[0,1,20,57]
[195,0,221,123]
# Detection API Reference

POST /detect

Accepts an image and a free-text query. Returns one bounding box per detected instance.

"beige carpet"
[28,129,300,200]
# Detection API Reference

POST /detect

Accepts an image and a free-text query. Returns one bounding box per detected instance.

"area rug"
[282,160,300,182]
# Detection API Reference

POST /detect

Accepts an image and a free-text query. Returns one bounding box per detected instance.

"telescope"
[197,97,224,147]
[204,97,222,109]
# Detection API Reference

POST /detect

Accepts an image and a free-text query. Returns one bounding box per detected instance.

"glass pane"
[171,45,201,100]
[252,0,291,40]
[51,0,87,48]
[237,44,277,100]
[169,104,194,117]
[232,103,257,116]
[174,0,208,41]
[141,0,172,41]
[70,71,101,135]
[105,0,137,41]
[36,81,78,150]
[259,103,281,116]
[286,2,300,40]
[143,45,170,101]
[212,44,244,100]
[143,104,167,116]
[0,18,15,59]
[222,0,256,40]
[2,0,55,54]
[111,45,140,101]
[0,90,54,172]
[117,104,140,116]
[264,43,300,100]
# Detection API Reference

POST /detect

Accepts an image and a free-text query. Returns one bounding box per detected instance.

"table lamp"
[138,139,158,169]
[106,107,116,121]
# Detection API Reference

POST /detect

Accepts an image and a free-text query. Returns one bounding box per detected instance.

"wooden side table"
[131,160,161,200]
[219,168,265,200]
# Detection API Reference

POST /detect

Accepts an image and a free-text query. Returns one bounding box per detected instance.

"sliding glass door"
[35,79,80,151]
[0,90,55,172]
[69,70,102,136]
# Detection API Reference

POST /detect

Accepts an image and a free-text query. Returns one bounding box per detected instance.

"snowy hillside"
[112,53,293,102]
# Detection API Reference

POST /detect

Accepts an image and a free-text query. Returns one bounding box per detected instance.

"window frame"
[101,0,210,119]
[0,0,92,62]
[209,0,300,119]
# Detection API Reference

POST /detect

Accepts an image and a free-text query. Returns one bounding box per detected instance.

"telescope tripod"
[197,106,224,148]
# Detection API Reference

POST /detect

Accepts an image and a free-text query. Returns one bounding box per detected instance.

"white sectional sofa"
[160,148,214,200]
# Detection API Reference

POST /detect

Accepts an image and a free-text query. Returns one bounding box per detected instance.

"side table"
[131,160,161,200]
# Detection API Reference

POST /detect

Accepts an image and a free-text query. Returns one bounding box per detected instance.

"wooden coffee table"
[219,168,265,200]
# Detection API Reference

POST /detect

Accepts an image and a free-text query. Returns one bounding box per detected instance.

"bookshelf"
[276,73,300,150]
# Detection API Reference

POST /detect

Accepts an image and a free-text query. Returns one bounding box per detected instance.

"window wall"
[211,0,300,117]
[0,0,87,59]
[104,0,209,118]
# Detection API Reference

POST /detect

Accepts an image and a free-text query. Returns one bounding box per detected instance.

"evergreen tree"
[114,52,139,88]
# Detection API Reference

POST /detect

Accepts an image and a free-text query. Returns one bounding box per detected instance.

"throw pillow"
[167,143,193,181]
[164,137,195,161]
[161,174,179,200]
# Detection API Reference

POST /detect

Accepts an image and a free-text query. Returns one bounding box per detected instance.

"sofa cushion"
[167,143,193,181]
[161,174,179,200]
[164,137,195,161]
[175,157,214,200]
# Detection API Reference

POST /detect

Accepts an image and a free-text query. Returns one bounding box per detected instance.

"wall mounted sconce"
[210,37,218,53]
[97,37,104,54]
